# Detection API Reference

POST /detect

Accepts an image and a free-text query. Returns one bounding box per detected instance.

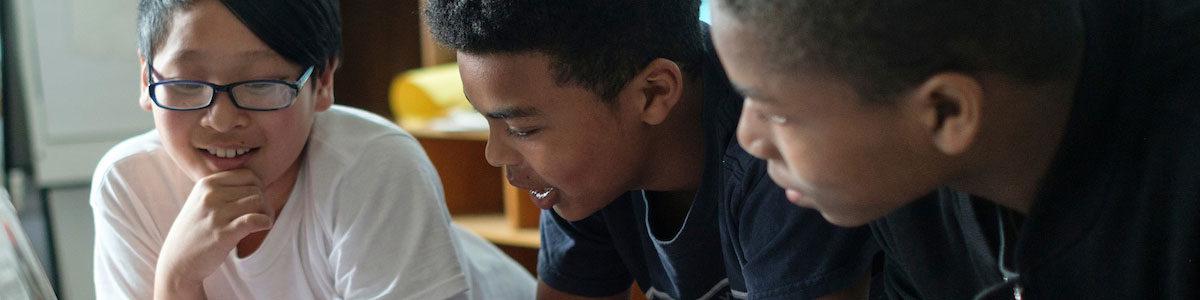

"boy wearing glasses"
[90,0,532,299]
[712,0,1199,298]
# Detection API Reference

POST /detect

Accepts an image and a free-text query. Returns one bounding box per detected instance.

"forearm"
[153,270,207,300]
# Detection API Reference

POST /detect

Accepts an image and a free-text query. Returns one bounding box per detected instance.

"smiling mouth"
[199,146,259,158]
[529,187,556,200]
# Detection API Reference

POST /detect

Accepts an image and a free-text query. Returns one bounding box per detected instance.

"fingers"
[201,169,263,188]
[189,169,263,208]
[227,213,273,237]
[223,195,274,221]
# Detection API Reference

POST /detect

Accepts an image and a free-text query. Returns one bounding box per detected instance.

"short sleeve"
[537,207,633,297]
[327,134,469,299]
[90,163,165,300]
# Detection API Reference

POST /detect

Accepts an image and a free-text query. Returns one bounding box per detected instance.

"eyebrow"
[730,82,778,104]
[482,105,542,120]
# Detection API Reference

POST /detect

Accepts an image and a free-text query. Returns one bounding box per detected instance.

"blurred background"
[0,0,711,298]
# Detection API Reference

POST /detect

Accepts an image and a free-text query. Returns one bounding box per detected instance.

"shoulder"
[306,105,429,172]
[90,130,188,217]
[92,130,176,188]
[309,105,417,151]
[302,105,443,214]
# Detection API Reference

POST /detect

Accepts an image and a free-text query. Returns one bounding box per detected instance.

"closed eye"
[506,127,542,139]
[756,110,790,124]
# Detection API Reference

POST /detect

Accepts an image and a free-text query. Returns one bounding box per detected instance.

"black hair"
[716,0,1084,102]
[137,0,342,76]
[425,0,705,101]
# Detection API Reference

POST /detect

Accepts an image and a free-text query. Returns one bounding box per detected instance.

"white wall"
[6,0,154,298]
[9,0,153,187]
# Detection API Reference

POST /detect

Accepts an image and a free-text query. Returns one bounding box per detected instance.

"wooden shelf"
[454,214,540,248]
[403,124,488,141]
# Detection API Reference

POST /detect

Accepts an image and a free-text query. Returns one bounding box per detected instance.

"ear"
[138,52,153,112]
[906,72,983,156]
[628,58,684,125]
[312,57,339,112]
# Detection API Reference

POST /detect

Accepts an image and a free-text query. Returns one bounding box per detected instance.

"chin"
[819,211,875,228]
[551,205,598,222]
[814,200,895,228]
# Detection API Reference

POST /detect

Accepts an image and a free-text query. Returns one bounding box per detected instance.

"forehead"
[154,1,288,67]
[712,9,865,109]
[711,10,783,98]
[458,52,602,112]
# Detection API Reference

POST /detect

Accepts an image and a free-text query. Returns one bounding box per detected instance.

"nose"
[737,100,781,160]
[201,93,248,133]
[483,124,521,168]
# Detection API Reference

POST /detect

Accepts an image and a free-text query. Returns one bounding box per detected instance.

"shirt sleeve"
[726,160,880,299]
[328,135,468,299]
[90,165,163,300]
[537,204,634,297]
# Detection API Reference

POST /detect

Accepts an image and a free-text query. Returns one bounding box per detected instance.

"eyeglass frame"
[146,56,315,112]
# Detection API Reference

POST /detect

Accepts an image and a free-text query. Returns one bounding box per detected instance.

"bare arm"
[153,275,207,300]
[153,169,271,300]
[537,280,630,300]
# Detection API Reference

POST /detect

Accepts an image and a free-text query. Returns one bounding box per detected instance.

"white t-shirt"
[90,105,533,299]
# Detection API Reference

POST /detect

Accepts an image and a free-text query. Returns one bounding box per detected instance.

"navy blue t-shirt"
[872,1,1200,298]
[538,32,879,299]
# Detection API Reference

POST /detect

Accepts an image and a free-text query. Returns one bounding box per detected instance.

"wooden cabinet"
[336,0,424,119]
[403,126,542,274]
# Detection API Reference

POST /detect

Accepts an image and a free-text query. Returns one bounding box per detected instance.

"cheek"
[530,126,632,190]
[770,127,821,181]
[254,112,313,164]
[817,121,928,202]
[530,137,605,185]
[153,111,207,178]
[772,122,887,189]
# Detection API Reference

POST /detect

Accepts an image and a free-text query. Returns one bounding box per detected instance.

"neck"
[235,155,300,257]
[952,77,1075,214]
[640,76,706,194]
[633,76,708,238]
[263,156,302,218]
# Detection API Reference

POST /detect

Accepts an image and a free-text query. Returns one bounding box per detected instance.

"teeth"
[529,187,556,200]
[203,146,252,158]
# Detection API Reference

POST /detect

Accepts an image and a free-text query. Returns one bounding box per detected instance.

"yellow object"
[389,63,471,128]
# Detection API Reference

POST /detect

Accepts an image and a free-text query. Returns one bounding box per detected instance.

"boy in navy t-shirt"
[712,0,1199,298]
[426,0,879,299]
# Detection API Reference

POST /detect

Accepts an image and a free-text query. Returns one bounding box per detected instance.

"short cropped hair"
[137,0,342,76]
[716,0,1084,102]
[425,0,705,101]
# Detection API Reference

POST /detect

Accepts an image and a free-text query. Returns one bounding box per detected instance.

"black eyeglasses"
[146,57,314,111]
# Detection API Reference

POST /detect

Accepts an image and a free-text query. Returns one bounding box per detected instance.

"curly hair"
[426,0,705,101]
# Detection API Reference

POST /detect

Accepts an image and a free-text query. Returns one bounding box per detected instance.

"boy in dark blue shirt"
[712,0,1199,298]
[426,1,879,299]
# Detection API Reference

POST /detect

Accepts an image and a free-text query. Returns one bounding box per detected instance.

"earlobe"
[635,58,684,125]
[912,72,983,156]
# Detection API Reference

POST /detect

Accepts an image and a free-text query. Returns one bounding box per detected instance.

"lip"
[196,147,259,172]
[506,171,560,210]
[527,187,560,209]
[765,161,813,207]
